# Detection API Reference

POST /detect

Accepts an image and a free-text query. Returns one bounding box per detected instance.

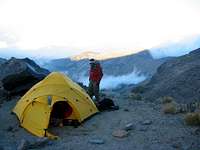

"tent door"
[49,101,73,126]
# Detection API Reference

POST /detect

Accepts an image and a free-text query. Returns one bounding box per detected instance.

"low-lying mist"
[77,69,146,89]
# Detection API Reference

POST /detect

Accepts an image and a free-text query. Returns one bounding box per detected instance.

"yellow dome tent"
[12,72,98,138]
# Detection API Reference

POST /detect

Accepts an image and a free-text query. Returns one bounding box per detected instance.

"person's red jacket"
[89,64,103,83]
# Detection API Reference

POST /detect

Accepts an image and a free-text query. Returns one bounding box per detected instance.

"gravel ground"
[0,93,200,150]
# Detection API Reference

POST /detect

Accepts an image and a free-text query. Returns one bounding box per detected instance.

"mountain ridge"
[42,50,173,81]
[140,48,200,103]
[70,50,140,61]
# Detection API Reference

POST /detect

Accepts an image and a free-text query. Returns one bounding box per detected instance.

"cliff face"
[142,48,200,103]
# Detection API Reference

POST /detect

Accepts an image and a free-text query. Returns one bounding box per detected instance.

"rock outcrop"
[0,57,50,95]
[140,48,200,103]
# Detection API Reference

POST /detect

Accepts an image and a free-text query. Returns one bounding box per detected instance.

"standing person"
[88,59,103,103]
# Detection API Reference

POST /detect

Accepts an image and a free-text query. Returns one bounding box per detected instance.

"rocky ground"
[0,91,200,150]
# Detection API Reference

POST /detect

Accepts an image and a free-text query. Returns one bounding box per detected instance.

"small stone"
[142,120,152,125]
[124,123,135,131]
[17,139,29,150]
[89,139,105,144]
[112,129,129,138]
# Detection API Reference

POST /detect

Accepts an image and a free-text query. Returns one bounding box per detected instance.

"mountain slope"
[43,50,172,81]
[0,58,6,64]
[141,48,200,103]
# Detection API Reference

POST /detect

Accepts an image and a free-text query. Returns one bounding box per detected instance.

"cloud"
[0,31,17,46]
[78,69,146,89]
[0,41,8,48]
[150,35,200,59]
[0,0,199,56]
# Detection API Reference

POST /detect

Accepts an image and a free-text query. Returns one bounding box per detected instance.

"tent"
[13,72,98,138]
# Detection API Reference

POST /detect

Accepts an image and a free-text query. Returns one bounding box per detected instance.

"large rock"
[0,57,50,95]
[140,48,200,103]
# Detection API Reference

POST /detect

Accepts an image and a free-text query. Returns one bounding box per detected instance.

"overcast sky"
[0,0,200,58]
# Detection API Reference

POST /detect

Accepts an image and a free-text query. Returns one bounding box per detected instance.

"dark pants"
[88,80,100,102]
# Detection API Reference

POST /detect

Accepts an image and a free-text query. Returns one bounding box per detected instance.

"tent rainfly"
[13,72,98,138]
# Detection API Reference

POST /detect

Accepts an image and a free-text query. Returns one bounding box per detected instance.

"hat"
[89,58,95,64]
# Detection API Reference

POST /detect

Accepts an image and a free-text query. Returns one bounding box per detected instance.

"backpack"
[97,98,119,111]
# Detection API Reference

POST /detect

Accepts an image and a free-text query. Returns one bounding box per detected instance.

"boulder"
[0,57,50,95]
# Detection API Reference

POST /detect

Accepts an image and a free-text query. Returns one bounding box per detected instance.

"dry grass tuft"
[162,102,177,114]
[129,93,142,100]
[161,96,174,104]
[184,112,200,126]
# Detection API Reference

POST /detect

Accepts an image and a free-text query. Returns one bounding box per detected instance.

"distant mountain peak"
[70,50,142,61]
[71,51,100,60]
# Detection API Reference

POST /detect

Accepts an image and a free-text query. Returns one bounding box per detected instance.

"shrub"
[184,112,200,126]
[162,102,177,114]
[131,86,146,94]
[161,96,174,104]
[129,93,142,101]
